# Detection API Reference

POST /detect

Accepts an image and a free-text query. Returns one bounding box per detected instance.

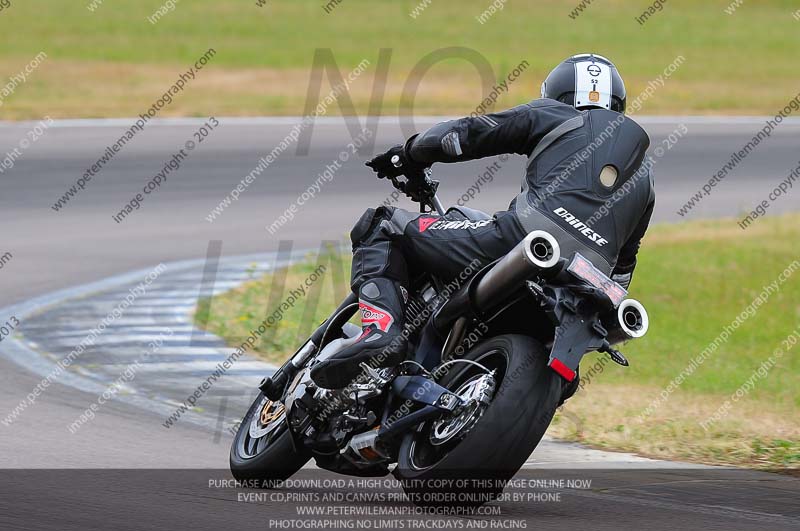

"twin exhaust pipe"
[472,230,649,342]
[473,231,561,309]
[607,298,649,344]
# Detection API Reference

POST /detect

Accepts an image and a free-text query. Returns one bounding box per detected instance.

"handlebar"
[387,156,446,215]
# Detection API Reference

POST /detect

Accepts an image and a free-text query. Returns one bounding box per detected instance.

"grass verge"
[195,213,800,469]
[1,1,799,118]
[194,249,352,365]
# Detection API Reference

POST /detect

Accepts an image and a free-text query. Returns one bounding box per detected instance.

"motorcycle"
[229,159,649,505]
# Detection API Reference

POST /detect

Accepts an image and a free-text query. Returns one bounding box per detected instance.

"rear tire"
[229,392,309,483]
[394,334,564,506]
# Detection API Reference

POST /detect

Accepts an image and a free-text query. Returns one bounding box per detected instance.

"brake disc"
[429,373,495,446]
[249,397,286,439]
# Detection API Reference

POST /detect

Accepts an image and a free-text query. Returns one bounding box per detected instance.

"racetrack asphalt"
[3,116,799,307]
[0,117,798,529]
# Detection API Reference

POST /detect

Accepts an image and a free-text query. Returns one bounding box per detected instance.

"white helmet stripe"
[573,60,612,110]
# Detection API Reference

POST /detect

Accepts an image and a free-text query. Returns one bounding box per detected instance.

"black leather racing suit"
[349,98,655,296]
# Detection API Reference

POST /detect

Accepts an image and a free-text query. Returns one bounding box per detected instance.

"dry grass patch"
[550,382,800,469]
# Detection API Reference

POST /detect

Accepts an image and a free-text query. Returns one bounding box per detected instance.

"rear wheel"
[394,334,564,506]
[229,392,309,482]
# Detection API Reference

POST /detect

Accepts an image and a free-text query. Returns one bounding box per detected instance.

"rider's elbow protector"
[407,121,467,164]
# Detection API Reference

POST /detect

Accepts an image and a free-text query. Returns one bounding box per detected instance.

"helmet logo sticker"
[574,60,612,110]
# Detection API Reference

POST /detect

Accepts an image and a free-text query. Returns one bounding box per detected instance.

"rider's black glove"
[365,138,424,180]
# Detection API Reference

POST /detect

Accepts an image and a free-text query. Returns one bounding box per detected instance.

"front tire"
[229,392,309,483]
[394,334,564,506]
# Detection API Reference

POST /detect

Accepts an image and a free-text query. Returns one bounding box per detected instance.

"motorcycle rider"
[310,53,655,389]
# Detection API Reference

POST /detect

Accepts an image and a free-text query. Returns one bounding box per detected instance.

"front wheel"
[229,392,309,482]
[394,334,565,506]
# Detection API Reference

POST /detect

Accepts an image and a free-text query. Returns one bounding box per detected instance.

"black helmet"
[541,54,626,113]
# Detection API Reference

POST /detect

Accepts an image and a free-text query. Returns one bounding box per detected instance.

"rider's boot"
[310,278,408,389]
